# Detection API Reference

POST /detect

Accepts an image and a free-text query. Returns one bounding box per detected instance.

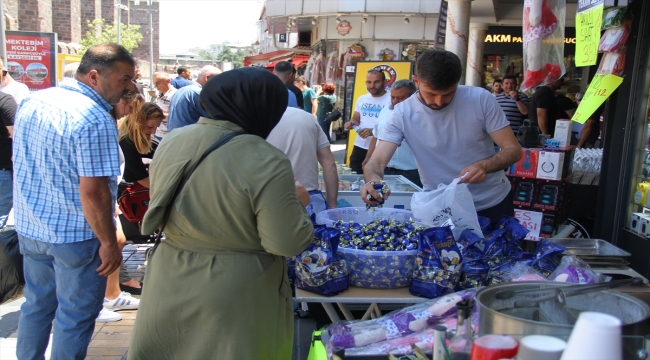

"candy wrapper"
[366,181,388,211]
[410,227,463,298]
[478,215,492,233]
[549,255,608,284]
[533,239,566,275]
[324,289,479,351]
[456,260,489,290]
[294,226,349,296]
[457,229,484,262]
[497,217,530,257]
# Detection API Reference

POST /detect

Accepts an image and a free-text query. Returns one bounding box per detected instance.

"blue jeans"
[17,235,106,360]
[317,117,331,142]
[0,169,13,217]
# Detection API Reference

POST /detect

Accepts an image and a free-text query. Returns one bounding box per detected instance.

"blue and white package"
[410,226,463,298]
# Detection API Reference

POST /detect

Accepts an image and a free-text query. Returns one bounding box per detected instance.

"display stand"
[295,287,426,323]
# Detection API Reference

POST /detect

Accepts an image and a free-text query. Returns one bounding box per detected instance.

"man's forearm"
[516,101,528,115]
[365,137,377,161]
[476,144,522,174]
[364,159,386,183]
[538,114,549,134]
[577,126,592,148]
[80,182,117,246]
[322,164,339,207]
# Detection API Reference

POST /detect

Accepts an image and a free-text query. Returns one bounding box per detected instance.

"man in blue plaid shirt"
[13,44,136,360]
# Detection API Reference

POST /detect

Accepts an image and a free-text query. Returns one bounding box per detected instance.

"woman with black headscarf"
[128,68,314,360]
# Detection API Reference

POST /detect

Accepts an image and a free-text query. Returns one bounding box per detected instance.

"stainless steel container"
[476,282,650,337]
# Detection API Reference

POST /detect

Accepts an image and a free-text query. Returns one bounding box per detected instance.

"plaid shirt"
[13,78,119,243]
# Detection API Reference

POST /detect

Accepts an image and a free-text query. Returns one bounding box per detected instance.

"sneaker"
[103,292,140,311]
[96,308,122,322]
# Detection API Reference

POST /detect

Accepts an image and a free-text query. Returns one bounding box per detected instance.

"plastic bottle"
[448,299,475,360]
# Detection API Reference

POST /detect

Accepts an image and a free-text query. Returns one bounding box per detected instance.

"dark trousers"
[317,117,331,142]
[384,167,423,188]
[349,146,368,174]
[477,188,514,226]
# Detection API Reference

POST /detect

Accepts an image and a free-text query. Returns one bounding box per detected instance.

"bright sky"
[159,0,265,54]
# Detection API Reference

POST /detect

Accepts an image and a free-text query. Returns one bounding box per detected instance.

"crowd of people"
[0,40,604,359]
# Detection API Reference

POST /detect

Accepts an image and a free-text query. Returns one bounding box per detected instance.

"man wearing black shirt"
[274,61,304,109]
[529,77,565,136]
[0,91,16,216]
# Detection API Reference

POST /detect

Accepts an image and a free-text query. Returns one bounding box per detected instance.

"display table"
[295,287,427,323]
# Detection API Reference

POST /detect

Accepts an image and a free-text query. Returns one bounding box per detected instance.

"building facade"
[4,0,160,62]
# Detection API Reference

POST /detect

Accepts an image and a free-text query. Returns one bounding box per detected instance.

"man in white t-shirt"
[267,107,338,210]
[361,50,522,224]
[0,59,30,105]
[344,70,391,174]
[152,71,177,139]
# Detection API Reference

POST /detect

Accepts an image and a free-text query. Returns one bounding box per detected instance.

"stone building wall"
[18,0,53,32]
[52,0,81,42]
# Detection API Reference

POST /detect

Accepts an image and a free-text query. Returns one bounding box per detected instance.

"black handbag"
[145,131,245,263]
[325,109,342,123]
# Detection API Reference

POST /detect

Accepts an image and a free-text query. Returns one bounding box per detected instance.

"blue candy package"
[410,226,463,298]
[295,225,350,296]
[533,239,566,274]
[478,216,492,233]
[456,260,489,291]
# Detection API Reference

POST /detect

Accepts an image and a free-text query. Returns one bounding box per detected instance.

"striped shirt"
[13,78,119,243]
[495,92,530,134]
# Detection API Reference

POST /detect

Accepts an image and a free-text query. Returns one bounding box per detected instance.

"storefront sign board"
[572,73,623,123]
[5,31,57,91]
[514,209,544,240]
[575,0,604,66]
[435,0,448,50]
[345,61,413,166]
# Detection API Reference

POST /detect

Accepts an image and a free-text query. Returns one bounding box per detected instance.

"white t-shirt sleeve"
[482,90,510,133]
[377,107,404,146]
[314,117,330,149]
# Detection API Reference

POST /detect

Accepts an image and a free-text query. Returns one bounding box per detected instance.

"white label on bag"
[514,209,543,240]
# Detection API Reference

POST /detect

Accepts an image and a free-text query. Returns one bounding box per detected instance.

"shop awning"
[244,50,294,64]
[264,54,310,69]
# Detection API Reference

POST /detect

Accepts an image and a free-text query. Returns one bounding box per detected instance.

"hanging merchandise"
[325,50,340,83]
[309,53,324,86]
[402,44,417,61]
[303,53,317,85]
[521,0,566,91]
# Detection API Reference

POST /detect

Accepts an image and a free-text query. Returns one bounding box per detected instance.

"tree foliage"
[216,46,246,69]
[80,19,143,55]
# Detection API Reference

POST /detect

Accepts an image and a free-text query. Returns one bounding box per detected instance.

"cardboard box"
[511,177,536,209]
[631,213,644,234]
[554,120,573,147]
[537,151,565,180]
[533,182,563,212]
[512,148,540,178]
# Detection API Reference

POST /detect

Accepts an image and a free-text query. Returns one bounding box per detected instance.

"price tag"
[514,209,544,240]
[571,74,623,124]
[575,1,604,67]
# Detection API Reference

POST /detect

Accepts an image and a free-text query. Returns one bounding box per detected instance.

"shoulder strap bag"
[145,131,245,263]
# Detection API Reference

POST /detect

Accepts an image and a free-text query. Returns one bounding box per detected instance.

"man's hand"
[360,181,391,205]
[357,128,373,139]
[96,242,122,276]
[457,163,487,184]
[344,121,354,130]
[295,180,311,207]
[508,91,518,99]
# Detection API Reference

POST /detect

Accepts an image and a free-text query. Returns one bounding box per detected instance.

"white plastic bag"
[410,178,483,241]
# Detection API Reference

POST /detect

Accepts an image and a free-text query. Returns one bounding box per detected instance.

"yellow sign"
[575,4,604,66]
[344,61,413,165]
[572,74,623,123]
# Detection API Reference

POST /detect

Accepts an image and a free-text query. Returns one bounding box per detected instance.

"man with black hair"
[529,76,566,136]
[13,43,134,359]
[496,75,530,134]
[274,61,304,109]
[492,78,503,96]
[361,50,521,223]
[344,69,391,174]
[171,65,192,89]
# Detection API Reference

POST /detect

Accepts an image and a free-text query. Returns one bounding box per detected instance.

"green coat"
[128,118,314,360]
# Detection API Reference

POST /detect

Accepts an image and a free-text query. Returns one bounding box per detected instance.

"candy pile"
[333,218,427,251]
[365,181,389,211]
[332,219,427,288]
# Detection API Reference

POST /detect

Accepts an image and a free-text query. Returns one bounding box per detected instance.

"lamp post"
[115,1,129,45]
[148,0,153,90]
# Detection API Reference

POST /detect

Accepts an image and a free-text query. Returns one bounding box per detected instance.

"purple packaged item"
[549,255,605,284]
[478,216,492,233]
